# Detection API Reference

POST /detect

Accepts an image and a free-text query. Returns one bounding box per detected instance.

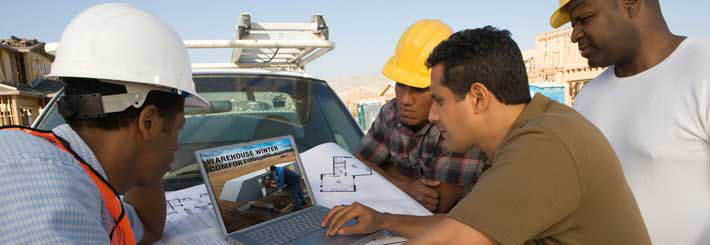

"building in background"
[356,100,384,131]
[529,82,567,104]
[523,28,605,105]
[0,36,60,126]
[337,84,395,131]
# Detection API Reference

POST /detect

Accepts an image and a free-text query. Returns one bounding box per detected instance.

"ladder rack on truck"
[186,13,334,71]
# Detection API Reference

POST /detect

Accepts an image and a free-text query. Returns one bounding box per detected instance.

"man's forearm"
[380,213,446,238]
[406,218,495,245]
[124,182,166,244]
[434,182,464,213]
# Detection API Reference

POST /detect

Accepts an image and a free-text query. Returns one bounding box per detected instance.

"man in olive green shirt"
[321,26,650,244]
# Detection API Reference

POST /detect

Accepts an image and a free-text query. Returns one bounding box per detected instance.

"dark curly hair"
[426,26,530,105]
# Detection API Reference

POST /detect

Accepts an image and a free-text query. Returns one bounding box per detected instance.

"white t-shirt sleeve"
[699,79,710,143]
[689,41,710,144]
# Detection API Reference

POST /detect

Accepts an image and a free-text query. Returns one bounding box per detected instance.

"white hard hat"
[47,3,209,112]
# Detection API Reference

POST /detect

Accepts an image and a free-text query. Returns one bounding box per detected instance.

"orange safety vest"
[0,126,136,245]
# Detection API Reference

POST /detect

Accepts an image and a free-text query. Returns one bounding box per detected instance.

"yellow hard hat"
[550,0,574,28]
[382,19,453,88]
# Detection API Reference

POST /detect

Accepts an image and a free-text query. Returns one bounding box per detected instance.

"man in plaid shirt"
[354,19,485,213]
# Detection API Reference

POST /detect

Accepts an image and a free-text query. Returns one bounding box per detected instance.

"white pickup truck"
[33,14,364,191]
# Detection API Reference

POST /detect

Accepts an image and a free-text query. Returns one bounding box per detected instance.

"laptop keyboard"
[242,207,327,245]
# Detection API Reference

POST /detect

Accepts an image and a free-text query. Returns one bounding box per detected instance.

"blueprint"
[301,143,432,216]
[320,156,372,192]
[164,184,214,222]
[155,184,226,244]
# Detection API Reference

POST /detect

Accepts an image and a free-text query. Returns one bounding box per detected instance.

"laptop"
[195,136,382,245]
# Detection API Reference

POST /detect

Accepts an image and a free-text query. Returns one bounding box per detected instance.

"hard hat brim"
[47,71,211,110]
[186,93,210,109]
[382,58,430,89]
[550,6,571,29]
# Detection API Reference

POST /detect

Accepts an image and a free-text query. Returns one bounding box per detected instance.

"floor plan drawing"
[320,156,372,192]
[165,185,214,222]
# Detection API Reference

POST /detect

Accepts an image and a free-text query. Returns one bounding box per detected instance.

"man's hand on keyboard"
[321,202,384,236]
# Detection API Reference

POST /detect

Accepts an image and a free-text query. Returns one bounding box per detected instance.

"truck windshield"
[34,74,363,190]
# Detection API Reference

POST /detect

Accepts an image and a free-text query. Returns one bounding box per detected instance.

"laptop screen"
[196,136,314,234]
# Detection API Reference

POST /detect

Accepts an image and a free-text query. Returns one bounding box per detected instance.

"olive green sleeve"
[447,126,581,244]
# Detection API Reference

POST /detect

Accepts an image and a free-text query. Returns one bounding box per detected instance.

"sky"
[2,0,708,79]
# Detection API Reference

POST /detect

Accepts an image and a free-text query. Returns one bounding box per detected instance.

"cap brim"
[550,7,570,29]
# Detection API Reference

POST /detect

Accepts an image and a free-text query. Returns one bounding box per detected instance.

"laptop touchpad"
[287,228,372,245]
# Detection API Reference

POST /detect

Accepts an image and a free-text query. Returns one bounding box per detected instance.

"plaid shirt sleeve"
[354,104,392,166]
[432,140,486,187]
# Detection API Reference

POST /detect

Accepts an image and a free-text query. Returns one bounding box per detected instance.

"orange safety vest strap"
[0,126,137,245]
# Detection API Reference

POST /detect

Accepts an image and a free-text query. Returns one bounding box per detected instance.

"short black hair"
[270,166,276,172]
[61,77,185,131]
[426,26,530,104]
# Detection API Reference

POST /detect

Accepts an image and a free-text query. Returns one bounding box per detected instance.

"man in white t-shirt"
[550,0,710,244]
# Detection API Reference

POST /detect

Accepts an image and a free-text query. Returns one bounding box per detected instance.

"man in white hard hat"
[0,3,209,244]
[355,19,485,213]
[551,0,710,243]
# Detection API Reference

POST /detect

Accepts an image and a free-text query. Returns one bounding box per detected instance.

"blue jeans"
[289,182,305,209]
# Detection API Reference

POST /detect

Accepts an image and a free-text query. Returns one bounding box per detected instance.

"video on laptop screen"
[197,137,314,233]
